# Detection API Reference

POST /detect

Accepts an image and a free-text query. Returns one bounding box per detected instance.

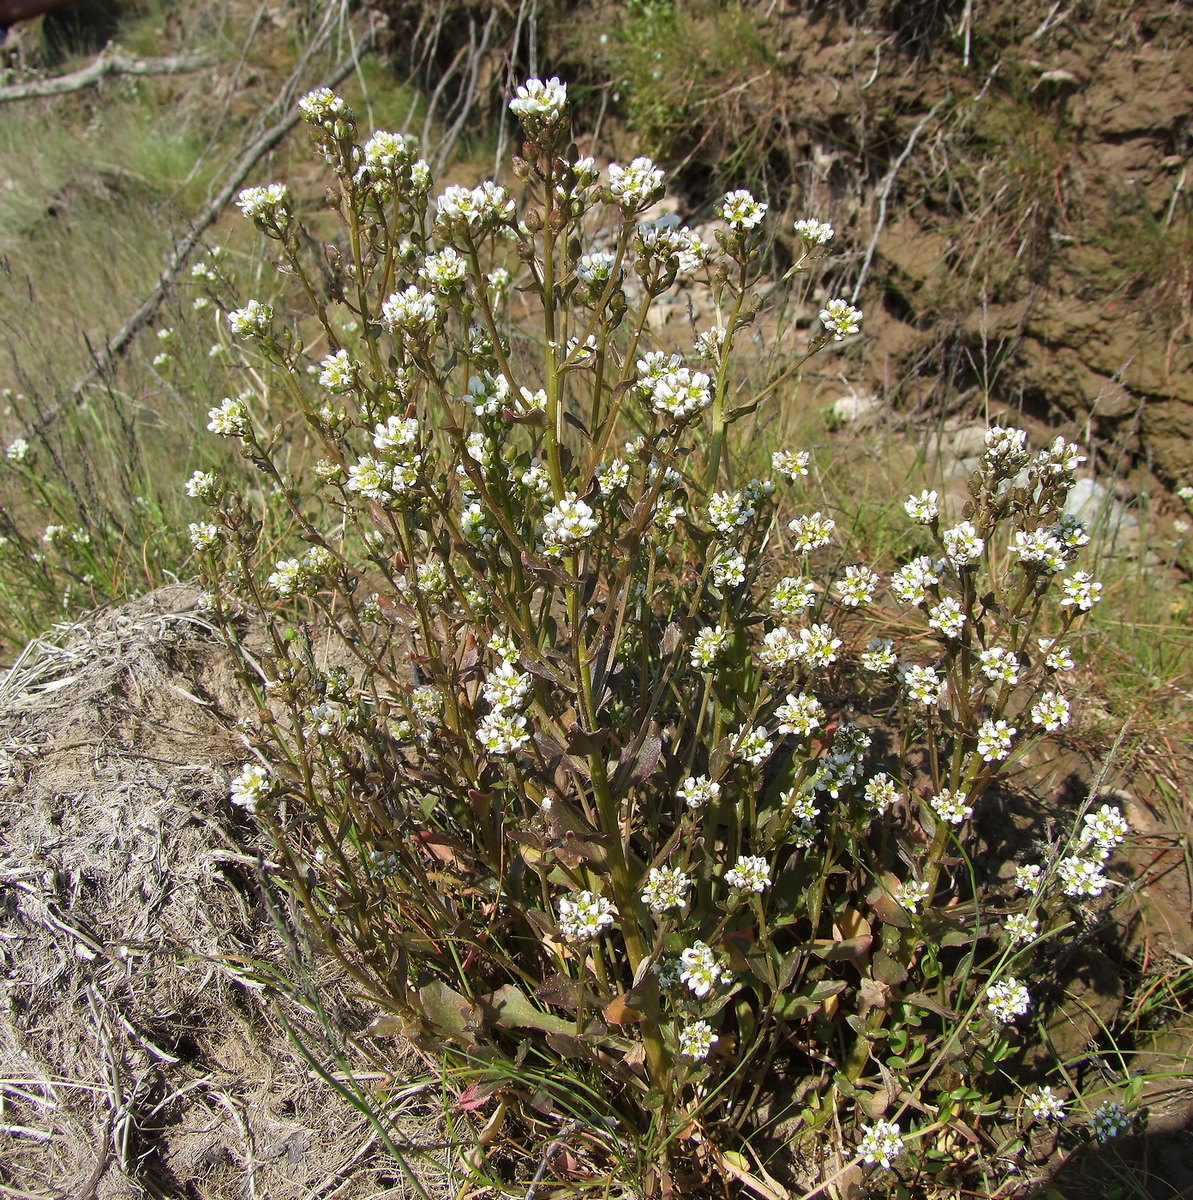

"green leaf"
[483,984,578,1037]
[872,949,909,986]
[810,935,873,961]
[903,991,959,1019]
[417,980,480,1045]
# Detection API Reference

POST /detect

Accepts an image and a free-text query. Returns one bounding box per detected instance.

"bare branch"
[0,51,214,104]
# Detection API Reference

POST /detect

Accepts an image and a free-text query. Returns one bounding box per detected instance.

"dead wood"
[0,50,214,103]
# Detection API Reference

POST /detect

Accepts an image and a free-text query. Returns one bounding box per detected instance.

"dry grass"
[0,587,453,1199]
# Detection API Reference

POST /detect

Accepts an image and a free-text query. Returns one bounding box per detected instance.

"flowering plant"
[191,79,1131,1192]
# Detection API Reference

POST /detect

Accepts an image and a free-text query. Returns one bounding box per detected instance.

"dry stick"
[0,51,214,103]
[851,98,948,306]
[22,25,378,442]
[434,6,498,172]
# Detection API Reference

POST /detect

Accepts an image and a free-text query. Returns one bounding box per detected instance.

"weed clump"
[189,78,1134,1193]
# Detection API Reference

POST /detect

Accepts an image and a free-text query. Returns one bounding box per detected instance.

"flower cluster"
[858,1119,904,1170]
[986,977,1031,1024]
[557,890,616,940]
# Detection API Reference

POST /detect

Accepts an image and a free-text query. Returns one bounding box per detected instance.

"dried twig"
[0,51,213,103]
[852,98,948,305]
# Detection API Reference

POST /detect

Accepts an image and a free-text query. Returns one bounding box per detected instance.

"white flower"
[188,522,221,551]
[927,597,966,639]
[694,325,728,359]
[409,559,449,603]
[1009,527,1068,572]
[865,773,903,814]
[781,787,820,829]
[772,449,811,480]
[793,217,833,244]
[904,489,939,523]
[419,246,468,293]
[542,494,598,556]
[1079,805,1129,859]
[795,623,841,669]
[770,576,816,616]
[902,663,944,706]
[1090,1101,1130,1143]
[708,489,755,533]
[679,941,726,997]
[1005,913,1038,944]
[362,129,418,171]
[184,470,220,503]
[677,775,720,809]
[1055,513,1090,549]
[557,890,616,940]
[5,437,30,463]
[711,552,747,589]
[774,692,824,736]
[642,867,690,912]
[435,181,514,229]
[1015,863,1043,893]
[509,76,568,123]
[229,762,271,812]
[298,86,349,124]
[942,520,984,566]
[930,788,972,825]
[607,157,665,212]
[1037,435,1086,476]
[227,299,272,338]
[818,298,862,340]
[836,564,879,606]
[577,251,618,286]
[725,855,771,893]
[236,182,289,223]
[890,555,940,606]
[596,458,630,493]
[1040,639,1075,671]
[860,638,897,673]
[1030,690,1070,731]
[483,661,532,711]
[1026,1086,1067,1122]
[978,646,1020,685]
[858,1119,904,1170]
[476,709,530,756]
[650,366,712,421]
[319,349,360,392]
[380,286,440,335]
[986,977,1031,1023]
[1057,854,1110,898]
[1060,571,1102,610]
[463,372,511,417]
[758,626,800,671]
[207,394,250,437]
[976,719,1015,762]
[678,1020,717,1060]
[718,188,767,230]
[373,415,420,452]
[984,426,1030,473]
[267,558,308,597]
[347,455,419,502]
[734,724,773,766]
[691,625,728,670]
[895,879,931,911]
[488,631,519,663]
